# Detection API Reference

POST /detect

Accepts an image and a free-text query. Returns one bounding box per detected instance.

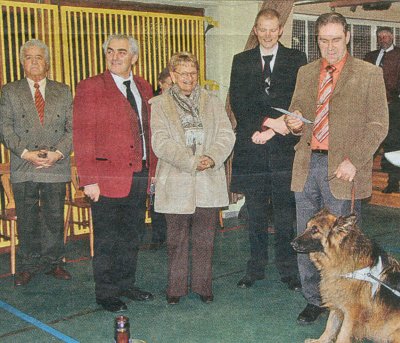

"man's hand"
[22,150,50,168]
[43,151,62,167]
[335,159,356,182]
[262,115,289,135]
[252,129,276,144]
[196,155,215,171]
[285,110,304,134]
[84,184,101,202]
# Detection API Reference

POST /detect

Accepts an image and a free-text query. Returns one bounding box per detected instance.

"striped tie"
[34,83,45,125]
[313,65,336,142]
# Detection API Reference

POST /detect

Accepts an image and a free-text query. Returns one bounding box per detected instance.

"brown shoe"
[45,266,71,280]
[15,271,33,286]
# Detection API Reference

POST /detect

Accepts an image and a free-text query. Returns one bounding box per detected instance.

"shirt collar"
[259,43,279,57]
[111,71,133,87]
[321,51,349,73]
[27,77,46,88]
[381,44,394,53]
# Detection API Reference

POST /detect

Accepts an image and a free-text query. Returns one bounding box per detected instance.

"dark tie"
[379,50,386,68]
[262,55,273,94]
[34,83,45,125]
[123,80,144,139]
[313,65,336,142]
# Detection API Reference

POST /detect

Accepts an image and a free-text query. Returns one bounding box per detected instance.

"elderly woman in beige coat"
[150,52,235,305]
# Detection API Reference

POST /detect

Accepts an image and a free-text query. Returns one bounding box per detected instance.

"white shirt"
[27,77,46,100]
[376,44,394,66]
[110,72,146,160]
[259,43,279,73]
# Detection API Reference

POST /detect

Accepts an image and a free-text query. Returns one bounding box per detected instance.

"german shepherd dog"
[291,209,400,343]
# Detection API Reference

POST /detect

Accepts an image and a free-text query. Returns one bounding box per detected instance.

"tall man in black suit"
[365,27,400,193]
[230,8,307,290]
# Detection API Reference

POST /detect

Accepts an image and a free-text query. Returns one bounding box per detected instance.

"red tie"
[313,65,336,142]
[34,83,45,125]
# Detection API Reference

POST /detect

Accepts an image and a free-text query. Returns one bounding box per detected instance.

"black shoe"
[383,184,398,193]
[281,276,302,292]
[96,297,127,312]
[166,296,180,305]
[297,304,326,325]
[199,294,214,304]
[120,288,154,301]
[237,274,265,289]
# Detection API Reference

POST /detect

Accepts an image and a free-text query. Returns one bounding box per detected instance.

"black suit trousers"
[91,168,148,300]
[242,167,298,279]
[13,181,66,272]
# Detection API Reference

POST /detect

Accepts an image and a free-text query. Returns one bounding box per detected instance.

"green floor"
[0,203,399,343]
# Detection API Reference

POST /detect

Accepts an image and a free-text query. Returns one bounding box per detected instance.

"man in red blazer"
[73,34,155,312]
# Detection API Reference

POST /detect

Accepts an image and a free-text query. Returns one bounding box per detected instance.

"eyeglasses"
[173,71,198,79]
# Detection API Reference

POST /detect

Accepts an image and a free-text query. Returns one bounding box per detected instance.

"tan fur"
[293,209,400,343]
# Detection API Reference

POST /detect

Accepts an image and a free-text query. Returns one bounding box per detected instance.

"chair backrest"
[71,164,86,199]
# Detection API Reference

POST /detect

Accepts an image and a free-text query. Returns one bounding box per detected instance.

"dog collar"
[341,256,383,297]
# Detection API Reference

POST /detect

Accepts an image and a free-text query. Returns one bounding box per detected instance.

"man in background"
[229,9,307,291]
[365,27,400,193]
[0,39,72,286]
[73,34,154,312]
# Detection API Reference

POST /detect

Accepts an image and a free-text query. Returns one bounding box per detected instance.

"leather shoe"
[297,304,326,325]
[237,274,265,288]
[96,297,127,312]
[199,295,214,304]
[15,271,33,286]
[281,276,302,292]
[383,184,398,193]
[166,296,180,305]
[45,266,71,280]
[120,288,154,301]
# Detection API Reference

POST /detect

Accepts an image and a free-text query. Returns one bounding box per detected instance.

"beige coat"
[150,89,235,214]
[289,56,389,200]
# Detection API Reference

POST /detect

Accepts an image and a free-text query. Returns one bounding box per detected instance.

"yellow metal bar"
[73,11,81,86]
[61,8,71,87]
[79,11,86,79]
[67,10,76,90]
[85,11,92,79]
[91,12,98,76]
[0,4,6,85]
[98,13,104,73]
[13,5,20,80]
[6,6,15,81]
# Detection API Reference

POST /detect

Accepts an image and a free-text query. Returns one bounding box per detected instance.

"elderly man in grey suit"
[0,39,72,286]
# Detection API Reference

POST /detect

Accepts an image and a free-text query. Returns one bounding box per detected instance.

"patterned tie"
[262,55,273,95]
[313,65,336,142]
[34,83,45,125]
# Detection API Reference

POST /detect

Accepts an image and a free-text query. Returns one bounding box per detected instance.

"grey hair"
[20,39,50,65]
[102,34,139,55]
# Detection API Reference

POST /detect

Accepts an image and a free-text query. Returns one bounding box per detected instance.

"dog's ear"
[335,214,356,233]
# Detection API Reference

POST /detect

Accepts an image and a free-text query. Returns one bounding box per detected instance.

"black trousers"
[242,168,298,280]
[12,181,66,272]
[91,169,148,300]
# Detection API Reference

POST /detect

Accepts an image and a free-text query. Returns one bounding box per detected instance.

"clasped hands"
[252,115,289,145]
[196,155,215,171]
[23,149,62,169]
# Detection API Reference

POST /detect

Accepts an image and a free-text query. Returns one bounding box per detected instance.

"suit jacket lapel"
[44,79,58,127]
[332,55,355,99]
[19,79,43,129]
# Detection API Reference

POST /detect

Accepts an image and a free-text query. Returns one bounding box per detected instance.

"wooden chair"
[0,170,18,276]
[64,163,94,258]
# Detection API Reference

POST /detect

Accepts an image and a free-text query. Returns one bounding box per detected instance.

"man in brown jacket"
[286,13,388,325]
[365,27,400,193]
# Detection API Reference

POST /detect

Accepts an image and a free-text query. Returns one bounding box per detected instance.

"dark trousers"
[295,153,361,306]
[12,181,66,272]
[165,207,217,297]
[91,169,148,300]
[243,169,298,280]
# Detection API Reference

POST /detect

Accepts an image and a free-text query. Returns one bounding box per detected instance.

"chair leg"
[89,208,94,258]
[64,204,72,244]
[219,209,224,229]
[10,221,16,276]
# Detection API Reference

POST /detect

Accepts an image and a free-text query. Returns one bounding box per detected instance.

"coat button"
[25,129,29,133]
[307,142,310,146]
[22,115,25,118]
[130,145,134,148]
[55,130,58,132]
[129,163,132,166]
[35,145,38,148]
